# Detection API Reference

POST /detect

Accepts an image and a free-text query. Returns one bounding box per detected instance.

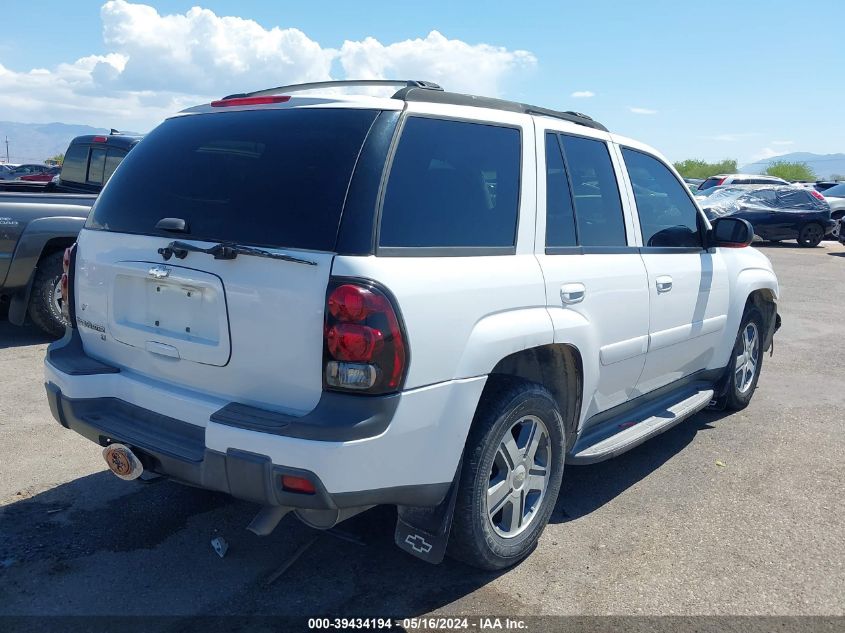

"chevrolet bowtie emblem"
[148,265,171,279]
[404,533,433,554]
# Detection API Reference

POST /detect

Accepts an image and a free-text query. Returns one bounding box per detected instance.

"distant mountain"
[0,121,115,164]
[741,152,845,180]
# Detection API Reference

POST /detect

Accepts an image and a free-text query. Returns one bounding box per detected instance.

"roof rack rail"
[223,79,443,100]
[393,87,608,132]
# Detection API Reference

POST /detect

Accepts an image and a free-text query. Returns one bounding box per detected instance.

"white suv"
[44,80,781,570]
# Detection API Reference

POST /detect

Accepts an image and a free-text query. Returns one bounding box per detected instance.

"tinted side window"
[60,144,89,183]
[559,135,626,247]
[379,117,520,249]
[622,148,702,248]
[545,133,577,247]
[103,148,127,183]
[87,147,107,184]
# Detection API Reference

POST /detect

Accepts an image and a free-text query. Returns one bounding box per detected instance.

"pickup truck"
[0,132,141,335]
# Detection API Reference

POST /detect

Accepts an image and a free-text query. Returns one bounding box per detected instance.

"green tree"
[765,161,816,182]
[673,159,738,179]
[47,153,64,165]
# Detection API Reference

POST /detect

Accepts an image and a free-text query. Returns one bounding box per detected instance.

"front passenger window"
[622,148,702,248]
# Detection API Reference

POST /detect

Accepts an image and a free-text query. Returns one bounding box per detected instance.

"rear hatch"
[74,106,380,414]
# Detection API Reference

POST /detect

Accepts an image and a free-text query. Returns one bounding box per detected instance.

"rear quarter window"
[378,117,521,250]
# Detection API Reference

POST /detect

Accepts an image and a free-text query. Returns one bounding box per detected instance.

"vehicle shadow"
[753,241,802,250]
[828,252,845,258]
[552,409,728,523]
[0,319,54,349]
[0,409,732,620]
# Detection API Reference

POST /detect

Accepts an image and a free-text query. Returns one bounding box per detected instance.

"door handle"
[560,283,586,305]
[655,275,673,293]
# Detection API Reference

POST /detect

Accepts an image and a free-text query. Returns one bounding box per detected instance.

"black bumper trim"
[211,391,400,442]
[45,385,449,509]
[46,329,120,376]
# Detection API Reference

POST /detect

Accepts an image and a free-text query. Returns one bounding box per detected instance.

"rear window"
[823,183,845,197]
[698,177,724,190]
[60,143,89,184]
[87,108,378,251]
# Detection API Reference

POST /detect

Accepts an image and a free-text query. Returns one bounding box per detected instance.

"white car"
[697,173,788,192]
[822,183,845,239]
[44,80,781,570]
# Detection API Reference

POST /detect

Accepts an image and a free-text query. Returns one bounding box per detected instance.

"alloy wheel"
[486,415,551,539]
[735,321,760,394]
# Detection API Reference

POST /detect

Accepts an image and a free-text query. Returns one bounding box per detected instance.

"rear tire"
[724,307,764,411]
[27,251,67,338]
[797,223,824,248]
[448,379,565,570]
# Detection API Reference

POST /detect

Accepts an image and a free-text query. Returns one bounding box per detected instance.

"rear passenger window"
[622,148,702,248]
[60,144,89,184]
[558,135,626,247]
[379,117,520,249]
[545,133,577,247]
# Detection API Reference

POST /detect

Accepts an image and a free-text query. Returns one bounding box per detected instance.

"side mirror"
[709,217,754,248]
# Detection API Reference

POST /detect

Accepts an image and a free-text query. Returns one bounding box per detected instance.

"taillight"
[61,243,78,327]
[323,280,407,394]
[810,190,825,201]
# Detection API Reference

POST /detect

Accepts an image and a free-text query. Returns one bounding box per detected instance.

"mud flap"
[394,462,461,565]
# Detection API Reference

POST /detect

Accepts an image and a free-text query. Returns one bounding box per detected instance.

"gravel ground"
[0,242,843,623]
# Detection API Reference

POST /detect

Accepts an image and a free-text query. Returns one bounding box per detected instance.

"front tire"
[448,379,565,570]
[27,251,68,337]
[797,223,824,248]
[724,308,764,411]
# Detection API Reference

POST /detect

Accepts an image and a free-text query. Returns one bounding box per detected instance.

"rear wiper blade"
[158,240,317,266]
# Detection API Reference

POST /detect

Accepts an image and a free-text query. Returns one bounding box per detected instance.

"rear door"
[74,107,382,415]
[616,145,729,393]
[535,126,650,419]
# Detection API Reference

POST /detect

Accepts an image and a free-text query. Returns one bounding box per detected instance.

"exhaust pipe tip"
[247,505,292,536]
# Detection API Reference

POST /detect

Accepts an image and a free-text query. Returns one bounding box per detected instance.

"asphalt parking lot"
[1,242,843,623]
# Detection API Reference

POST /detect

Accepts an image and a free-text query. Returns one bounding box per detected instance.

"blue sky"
[1,0,843,165]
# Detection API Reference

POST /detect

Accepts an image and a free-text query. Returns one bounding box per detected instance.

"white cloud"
[339,32,535,97]
[771,140,794,146]
[0,1,536,131]
[628,106,657,115]
[570,90,595,98]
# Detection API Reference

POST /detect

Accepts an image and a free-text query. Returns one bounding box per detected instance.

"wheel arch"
[482,344,583,452]
[746,287,778,352]
[5,217,83,325]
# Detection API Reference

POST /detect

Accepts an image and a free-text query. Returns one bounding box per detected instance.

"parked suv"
[697,173,788,191]
[44,80,780,570]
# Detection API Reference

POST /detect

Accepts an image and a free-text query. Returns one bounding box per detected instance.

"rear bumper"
[45,383,448,509]
[44,331,485,507]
